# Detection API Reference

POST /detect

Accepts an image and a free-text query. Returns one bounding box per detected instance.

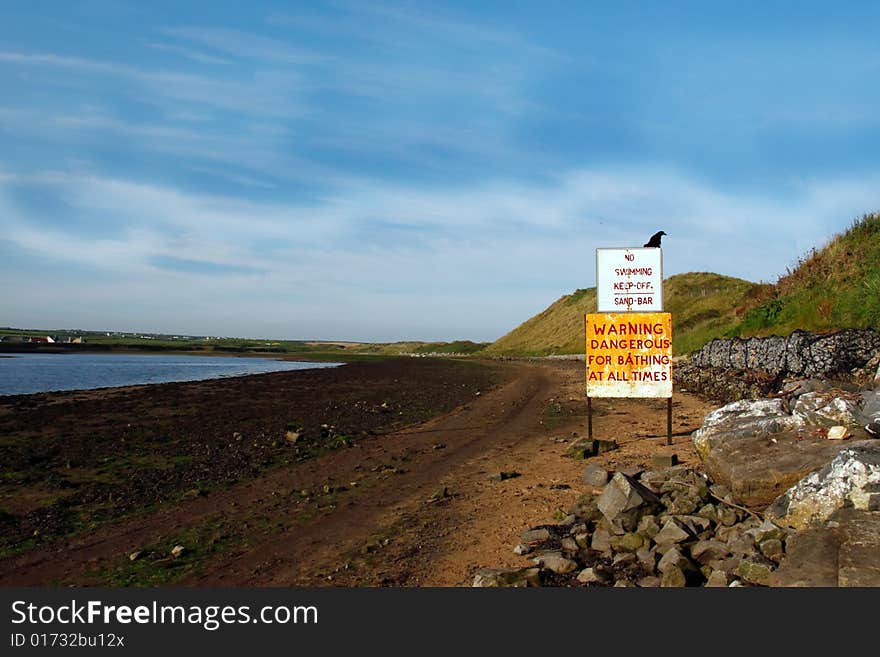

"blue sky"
[2,1,880,341]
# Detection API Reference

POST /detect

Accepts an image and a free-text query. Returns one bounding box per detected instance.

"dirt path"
[0,360,716,587]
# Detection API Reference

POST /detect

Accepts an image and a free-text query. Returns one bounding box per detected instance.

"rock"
[690,540,731,565]
[574,533,590,549]
[710,483,734,501]
[597,472,661,531]
[735,558,774,586]
[660,566,687,587]
[692,398,805,461]
[651,453,678,468]
[759,538,785,563]
[568,439,597,460]
[489,471,521,481]
[473,567,542,587]
[667,494,700,515]
[702,428,873,509]
[612,552,637,567]
[614,579,635,587]
[568,494,603,523]
[285,430,301,444]
[696,503,719,523]
[636,548,657,573]
[513,544,532,556]
[724,527,757,557]
[533,552,579,575]
[520,528,551,543]
[128,551,143,562]
[596,439,619,454]
[718,507,738,527]
[590,527,612,553]
[582,463,609,487]
[636,515,661,540]
[658,546,693,574]
[653,519,692,548]
[560,537,579,553]
[610,532,646,553]
[637,576,661,588]
[793,392,861,426]
[428,486,450,502]
[675,514,712,534]
[771,507,880,586]
[766,445,880,529]
[170,545,186,559]
[569,439,619,459]
[780,379,832,398]
[577,567,609,584]
[747,519,787,544]
[827,426,849,441]
[705,570,729,587]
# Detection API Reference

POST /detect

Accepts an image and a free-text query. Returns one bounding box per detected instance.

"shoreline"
[0,353,347,399]
[0,356,508,583]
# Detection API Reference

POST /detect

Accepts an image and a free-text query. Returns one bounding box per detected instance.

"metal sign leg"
[666,397,673,446]
[587,396,593,440]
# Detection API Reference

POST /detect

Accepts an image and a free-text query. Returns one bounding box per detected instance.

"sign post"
[588,247,673,444]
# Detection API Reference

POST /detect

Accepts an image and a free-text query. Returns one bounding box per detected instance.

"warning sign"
[586,312,672,398]
[596,248,663,312]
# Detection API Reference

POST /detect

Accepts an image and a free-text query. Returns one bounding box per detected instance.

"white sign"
[596,248,663,313]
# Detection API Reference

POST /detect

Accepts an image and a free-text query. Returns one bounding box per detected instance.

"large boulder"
[692,399,804,461]
[692,394,878,508]
[766,445,880,529]
[769,507,880,586]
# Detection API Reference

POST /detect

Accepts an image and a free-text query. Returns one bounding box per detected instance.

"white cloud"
[3,167,879,340]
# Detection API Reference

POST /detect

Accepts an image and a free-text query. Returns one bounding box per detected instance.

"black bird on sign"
[644,230,666,248]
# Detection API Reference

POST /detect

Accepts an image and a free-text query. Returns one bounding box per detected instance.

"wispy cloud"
[3,166,879,339]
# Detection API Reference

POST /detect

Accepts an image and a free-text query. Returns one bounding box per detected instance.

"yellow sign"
[585,312,672,398]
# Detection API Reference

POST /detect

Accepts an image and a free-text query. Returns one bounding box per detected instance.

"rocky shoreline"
[477,331,880,587]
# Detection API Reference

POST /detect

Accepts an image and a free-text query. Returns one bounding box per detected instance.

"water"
[0,353,342,396]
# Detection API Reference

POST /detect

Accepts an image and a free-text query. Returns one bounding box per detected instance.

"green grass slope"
[484,273,758,356]
[733,212,880,336]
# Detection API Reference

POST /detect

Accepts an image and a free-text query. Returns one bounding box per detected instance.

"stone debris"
[480,465,789,587]
[581,463,609,487]
[472,567,541,588]
[488,471,521,482]
[568,439,619,460]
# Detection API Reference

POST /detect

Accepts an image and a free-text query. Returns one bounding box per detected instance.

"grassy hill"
[485,212,880,356]
[733,212,880,336]
[483,272,757,356]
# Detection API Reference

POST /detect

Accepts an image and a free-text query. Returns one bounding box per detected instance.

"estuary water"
[0,352,342,396]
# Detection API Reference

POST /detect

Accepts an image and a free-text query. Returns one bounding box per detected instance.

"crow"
[644,230,666,248]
